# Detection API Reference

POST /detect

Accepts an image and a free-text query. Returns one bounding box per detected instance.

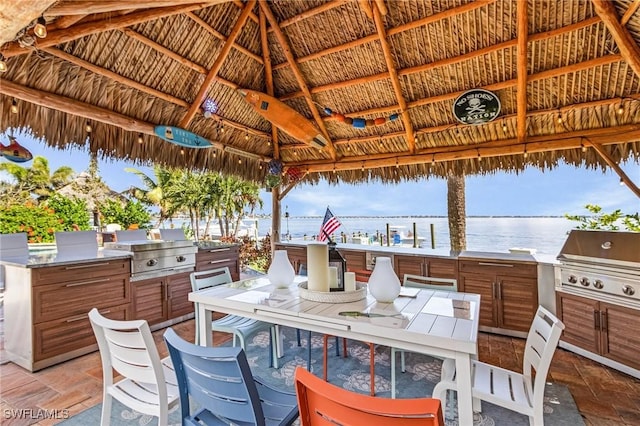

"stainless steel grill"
[104,240,197,280]
[556,230,640,308]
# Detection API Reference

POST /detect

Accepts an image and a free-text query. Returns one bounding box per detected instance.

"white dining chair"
[391,274,458,398]
[191,267,279,367]
[432,305,565,426]
[88,308,179,426]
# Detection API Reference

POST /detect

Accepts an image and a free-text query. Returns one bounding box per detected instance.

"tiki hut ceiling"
[1,0,639,190]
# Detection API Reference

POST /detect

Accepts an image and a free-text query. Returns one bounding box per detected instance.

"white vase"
[268,250,295,288]
[368,257,401,302]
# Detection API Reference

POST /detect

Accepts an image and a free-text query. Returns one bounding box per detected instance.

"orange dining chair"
[294,366,444,426]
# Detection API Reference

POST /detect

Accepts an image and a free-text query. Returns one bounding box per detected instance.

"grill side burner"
[104,240,197,280]
[556,230,640,308]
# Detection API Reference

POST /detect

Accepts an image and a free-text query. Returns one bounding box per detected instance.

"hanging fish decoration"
[323,107,400,129]
[0,136,33,163]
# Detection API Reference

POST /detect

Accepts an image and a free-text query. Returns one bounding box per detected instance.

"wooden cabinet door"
[277,245,307,273]
[339,249,366,270]
[394,255,425,280]
[426,258,458,280]
[460,272,497,328]
[556,292,600,354]
[497,275,538,332]
[167,271,194,319]
[196,246,240,281]
[600,302,640,371]
[131,277,167,325]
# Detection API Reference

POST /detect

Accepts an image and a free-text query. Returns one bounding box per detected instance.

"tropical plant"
[124,166,182,227]
[47,194,91,231]
[0,155,74,204]
[99,199,152,230]
[565,204,640,232]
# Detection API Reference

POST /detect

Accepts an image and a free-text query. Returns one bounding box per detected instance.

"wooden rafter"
[0,79,270,162]
[185,11,263,64]
[42,46,267,138]
[591,0,640,79]
[374,0,388,16]
[258,0,337,160]
[50,15,87,30]
[516,0,528,145]
[282,16,601,102]
[585,138,640,198]
[359,0,373,19]
[272,0,493,72]
[275,0,349,30]
[1,3,212,58]
[259,8,279,160]
[372,1,415,153]
[288,124,640,173]
[179,0,256,128]
[622,1,640,25]
[44,1,226,16]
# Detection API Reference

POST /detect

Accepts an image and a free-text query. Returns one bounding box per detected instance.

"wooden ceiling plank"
[372,2,415,153]
[281,16,602,102]
[516,0,528,145]
[622,1,640,25]
[179,0,256,128]
[185,11,263,64]
[277,0,350,29]
[44,1,226,16]
[585,137,640,197]
[259,7,279,160]
[1,3,213,58]
[259,0,337,160]
[50,15,88,30]
[42,47,267,138]
[591,0,640,79]
[0,79,270,161]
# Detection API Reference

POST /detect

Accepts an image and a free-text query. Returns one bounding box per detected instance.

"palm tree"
[0,155,74,205]
[125,166,181,227]
[447,173,467,252]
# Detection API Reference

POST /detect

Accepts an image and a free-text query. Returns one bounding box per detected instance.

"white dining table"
[189,275,481,425]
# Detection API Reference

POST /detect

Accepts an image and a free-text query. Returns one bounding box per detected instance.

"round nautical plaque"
[452,89,501,125]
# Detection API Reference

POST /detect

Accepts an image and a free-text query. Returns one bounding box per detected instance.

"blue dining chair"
[163,328,299,426]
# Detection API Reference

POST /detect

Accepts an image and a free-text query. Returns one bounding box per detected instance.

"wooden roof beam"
[185,11,263,64]
[0,79,269,162]
[1,3,213,58]
[179,0,256,128]
[622,1,640,25]
[372,2,415,153]
[42,46,266,138]
[44,1,227,16]
[359,0,373,19]
[259,7,280,160]
[281,16,601,101]
[591,0,640,79]
[516,0,528,145]
[276,0,349,30]
[259,0,337,161]
[272,0,493,72]
[585,138,640,198]
[288,124,640,173]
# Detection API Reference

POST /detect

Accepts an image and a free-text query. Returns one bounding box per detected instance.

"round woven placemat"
[298,281,367,303]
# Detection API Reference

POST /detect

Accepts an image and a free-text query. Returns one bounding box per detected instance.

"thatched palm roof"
[1,0,639,192]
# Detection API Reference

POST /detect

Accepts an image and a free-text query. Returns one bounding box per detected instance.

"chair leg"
[269,327,278,369]
[100,394,112,426]
[342,338,348,357]
[296,329,301,346]
[369,343,375,396]
[391,348,397,398]
[307,331,312,371]
[323,335,329,382]
[400,350,406,372]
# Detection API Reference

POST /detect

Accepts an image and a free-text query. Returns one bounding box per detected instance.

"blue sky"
[2,131,639,217]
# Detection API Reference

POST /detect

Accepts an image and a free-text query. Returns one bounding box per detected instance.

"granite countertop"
[195,241,239,249]
[0,249,132,268]
[458,250,538,263]
[277,241,458,259]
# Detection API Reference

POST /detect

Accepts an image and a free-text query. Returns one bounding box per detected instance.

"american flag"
[317,207,341,241]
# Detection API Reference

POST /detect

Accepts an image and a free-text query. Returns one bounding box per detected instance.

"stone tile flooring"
[1,317,639,425]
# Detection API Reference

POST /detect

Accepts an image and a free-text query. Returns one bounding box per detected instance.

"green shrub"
[99,199,152,230]
[565,204,640,232]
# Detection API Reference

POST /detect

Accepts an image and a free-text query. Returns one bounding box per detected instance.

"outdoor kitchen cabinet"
[556,292,640,372]
[458,257,538,335]
[393,254,458,281]
[196,244,240,281]
[4,257,131,372]
[275,243,307,273]
[339,248,367,270]
[131,270,193,327]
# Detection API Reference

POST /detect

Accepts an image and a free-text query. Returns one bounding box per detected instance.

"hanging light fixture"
[617,103,624,115]
[34,17,47,39]
[85,121,92,133]
[557,112,563,124]
[180,148,185,155]
[10,99,18,114]
[523,146,528,159]
[245,131,249,141]
[620,178,625,186]
[502,120,507,133]
[137,134,143,144]
[0,54,7,73]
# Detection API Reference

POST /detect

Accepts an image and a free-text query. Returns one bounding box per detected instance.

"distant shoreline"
[246,215,569,219]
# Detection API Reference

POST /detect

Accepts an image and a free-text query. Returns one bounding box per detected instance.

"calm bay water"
[255,216,575,256]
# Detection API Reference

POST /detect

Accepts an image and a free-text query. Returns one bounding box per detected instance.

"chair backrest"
[115,229,148,241]
[88,308,168,402]
[294,367,444,426]
[163,327,265,425]
[55,230,98,254]
[190,267,232,292]
[523,305,565,410]
[403,274,457,291]
[159,228,187,241]
[298,263,307,276]
[0,232,28,259]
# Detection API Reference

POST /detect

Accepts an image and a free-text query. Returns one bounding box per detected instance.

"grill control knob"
[593,280,604,289]
[176,255,186,263]
[622,285,636,296]
[147,259,158,267]
[568,275,578,284]
[580,277,590,287]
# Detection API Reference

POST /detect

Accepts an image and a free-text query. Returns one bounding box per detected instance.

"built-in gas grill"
[556,230,640,308]
[104,240,197,281]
